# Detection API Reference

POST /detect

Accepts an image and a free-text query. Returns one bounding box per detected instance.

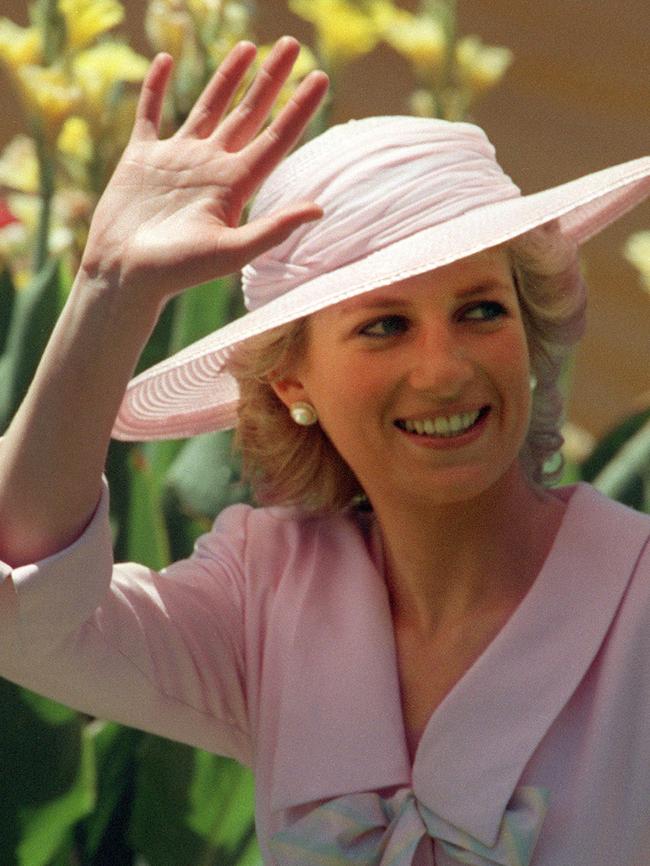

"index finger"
[241,70,329,187]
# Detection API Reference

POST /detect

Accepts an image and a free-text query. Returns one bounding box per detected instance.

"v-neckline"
[365,485,577,767]
[270,482,648,848]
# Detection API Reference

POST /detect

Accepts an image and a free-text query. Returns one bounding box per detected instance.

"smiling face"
[271,247,534,509]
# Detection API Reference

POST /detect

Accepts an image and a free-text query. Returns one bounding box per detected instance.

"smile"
[395,407,489,437]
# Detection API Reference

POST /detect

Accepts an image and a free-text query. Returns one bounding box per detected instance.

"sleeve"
[0,478,253,766]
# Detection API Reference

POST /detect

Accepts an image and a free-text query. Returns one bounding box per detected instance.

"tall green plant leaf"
[127,447,171,570]
[78,721,143,864]
[0,680,94,866]
[129,735,258,866]
[0,267,15,353]
[591,415,650,511]
[0,257,61,432]
[168,276,236,356]
[581,408,650,510]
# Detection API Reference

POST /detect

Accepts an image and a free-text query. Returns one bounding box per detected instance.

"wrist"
[73,256,164,333]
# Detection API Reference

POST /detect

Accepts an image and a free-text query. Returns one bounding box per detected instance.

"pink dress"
[1,481,649,865]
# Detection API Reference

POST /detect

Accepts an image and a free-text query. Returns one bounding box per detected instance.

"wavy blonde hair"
[226,224,586,513]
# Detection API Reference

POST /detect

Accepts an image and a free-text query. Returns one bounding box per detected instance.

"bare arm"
[0,38,328,566]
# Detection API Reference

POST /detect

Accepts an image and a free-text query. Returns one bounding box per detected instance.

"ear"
[270,375,311,411]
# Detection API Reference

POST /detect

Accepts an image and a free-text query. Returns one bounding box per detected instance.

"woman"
[1,36,650,866]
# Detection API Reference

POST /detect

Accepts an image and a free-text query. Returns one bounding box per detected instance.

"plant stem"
[35,0,64,65]
[33,126,55,274]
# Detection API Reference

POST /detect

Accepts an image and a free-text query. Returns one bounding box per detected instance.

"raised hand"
[81,37,329,304]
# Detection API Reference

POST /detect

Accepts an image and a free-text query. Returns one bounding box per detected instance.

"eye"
[360,315,410,338]
[462,300,507,322]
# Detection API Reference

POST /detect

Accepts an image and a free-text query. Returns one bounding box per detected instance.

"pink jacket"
[1,481,650,865]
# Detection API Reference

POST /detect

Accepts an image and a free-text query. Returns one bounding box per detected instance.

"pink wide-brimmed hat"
[113,115,650,441]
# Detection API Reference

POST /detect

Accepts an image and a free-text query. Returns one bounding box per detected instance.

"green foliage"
[129,737,257,866]
[0,258,63,433]
[0,680,95,866]
[580,408,650,513]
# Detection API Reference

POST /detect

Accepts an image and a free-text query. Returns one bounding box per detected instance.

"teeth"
[434,417,450,435]
[402,410,481,437]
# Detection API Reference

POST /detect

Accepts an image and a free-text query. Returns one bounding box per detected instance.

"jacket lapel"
[413,484,649,847]
[270,484,649,851]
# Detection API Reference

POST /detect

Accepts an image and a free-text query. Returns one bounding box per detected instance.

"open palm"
[81,38,328,304]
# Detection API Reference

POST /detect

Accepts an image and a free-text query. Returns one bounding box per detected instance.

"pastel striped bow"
[270,785,549,866]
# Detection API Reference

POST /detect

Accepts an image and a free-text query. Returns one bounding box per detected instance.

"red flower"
[0,198,19,229]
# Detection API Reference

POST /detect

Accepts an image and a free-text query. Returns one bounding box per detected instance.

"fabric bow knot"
[270,785,549,866]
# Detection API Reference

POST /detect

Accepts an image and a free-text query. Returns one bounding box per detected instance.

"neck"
[369,463,567,635]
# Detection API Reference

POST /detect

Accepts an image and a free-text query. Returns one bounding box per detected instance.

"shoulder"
[205,501,373,582]
[561,482,650,607]
[559,481,649,537]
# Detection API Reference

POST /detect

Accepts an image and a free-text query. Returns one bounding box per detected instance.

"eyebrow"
[337,279,510,315]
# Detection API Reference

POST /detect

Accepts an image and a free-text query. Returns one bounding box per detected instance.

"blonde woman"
[1,37,650,866]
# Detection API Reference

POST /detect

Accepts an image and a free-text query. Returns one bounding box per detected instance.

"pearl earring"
[290,401,318,426]
[529,372,538,391]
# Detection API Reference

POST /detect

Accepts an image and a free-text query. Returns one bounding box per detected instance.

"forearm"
[0,38,326,567]
[0,269,160,565]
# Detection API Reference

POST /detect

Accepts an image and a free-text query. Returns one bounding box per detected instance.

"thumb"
[230,201,324,265]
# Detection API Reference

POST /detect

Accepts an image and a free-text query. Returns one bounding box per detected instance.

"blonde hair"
[226,225,586,512]
[508,222,586,483]
[226,320,362,512]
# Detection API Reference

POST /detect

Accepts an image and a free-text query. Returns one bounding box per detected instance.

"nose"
[405,324,475,397]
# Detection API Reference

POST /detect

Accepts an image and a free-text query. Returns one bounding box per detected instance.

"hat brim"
[113,155,650,441]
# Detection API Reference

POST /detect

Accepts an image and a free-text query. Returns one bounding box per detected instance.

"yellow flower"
[17,65,82,132]
[187,0,224,18]
[455,35,513,93]
[58,116,93,163]
[145,0,193,60]
[289,0,379,66]
[0,18,43,69]
[204,2,254,67]
[370,2,446,77]
[0,135,40,194]
[57,0,125,52]
[624,230,650,292]
[408,88,436,118]
[73,42,149,117]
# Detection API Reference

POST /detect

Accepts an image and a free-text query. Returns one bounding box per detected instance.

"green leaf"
[133,275,236,381]
[591,415,650,511]
[17,727,95,866]
[165,430,250,519]
[187,750,258,861]
[0,679,95,866]
[126,447,171,570]
[0,258,62,432]
[129,735,258,866]
[581,408,650,480]
[581,408,650,510]
[134,295,176,377]
[79,721,142,862]
[168,276,236,355]
[0,266,15,354]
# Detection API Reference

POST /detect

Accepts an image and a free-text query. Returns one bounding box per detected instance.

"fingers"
[213,36,303,152]
[240,69,329,191]
[180,41,258,139]
[132,53,174,141]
